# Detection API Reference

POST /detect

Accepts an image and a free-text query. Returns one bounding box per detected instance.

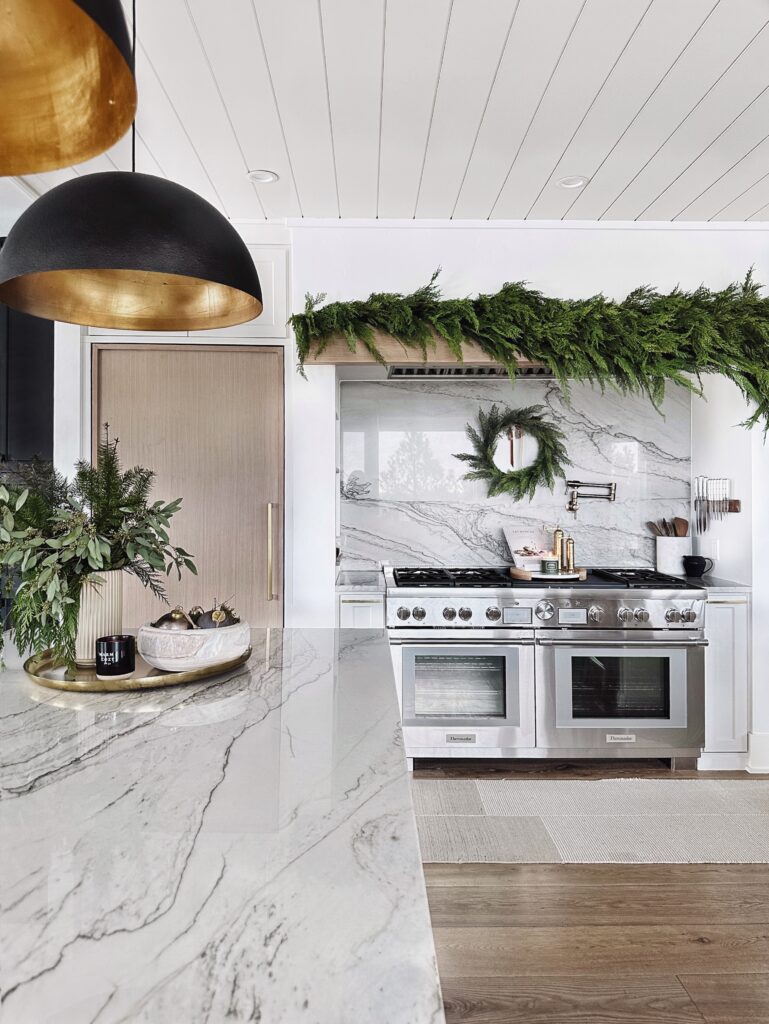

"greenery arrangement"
[0,430,196,667]
[289,270,769,431]
[454,405,570,500]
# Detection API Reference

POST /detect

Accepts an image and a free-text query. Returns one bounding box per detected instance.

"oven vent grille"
[387,364,556,379]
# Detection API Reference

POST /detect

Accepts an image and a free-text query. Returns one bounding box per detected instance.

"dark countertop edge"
[674,574,751,592]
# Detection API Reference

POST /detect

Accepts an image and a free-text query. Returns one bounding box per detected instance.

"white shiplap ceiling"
[8,0,769,223]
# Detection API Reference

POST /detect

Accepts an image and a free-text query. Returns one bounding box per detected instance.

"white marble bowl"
[137,621,251,673]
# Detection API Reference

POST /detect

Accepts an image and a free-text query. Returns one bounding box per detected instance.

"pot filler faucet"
[566,480,617,516]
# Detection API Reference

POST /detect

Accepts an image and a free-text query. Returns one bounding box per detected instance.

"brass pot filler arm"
[566,480,617,515]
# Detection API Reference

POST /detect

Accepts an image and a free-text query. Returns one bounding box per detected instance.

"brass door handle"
[266,502,276,601]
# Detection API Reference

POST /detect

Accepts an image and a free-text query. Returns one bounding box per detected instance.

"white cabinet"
[338,594,385,628]
[704,594,750,753]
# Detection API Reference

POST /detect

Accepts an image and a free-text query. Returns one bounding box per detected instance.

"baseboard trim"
[748,732,769,774]
[697,752,749,771]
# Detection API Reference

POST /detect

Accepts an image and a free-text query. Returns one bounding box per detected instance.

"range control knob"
[588,605,604,623]
[458,607,473,621]
[665,608,682,624]
[412,606,426,621]
[536,601,555,621]
[486,606,502,622]
[396,607,411,621]
[443,607,457,621]
[617,607,634,624]
[681,608,697,623]
[634,608,650,623]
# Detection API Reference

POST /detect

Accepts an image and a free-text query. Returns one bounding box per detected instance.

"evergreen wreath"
[454,404,570,500]
[289,270,769,432]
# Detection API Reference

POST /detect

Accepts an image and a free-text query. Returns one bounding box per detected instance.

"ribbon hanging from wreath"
[453,404,571,500]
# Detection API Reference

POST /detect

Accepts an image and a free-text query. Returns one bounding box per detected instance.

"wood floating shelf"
[305,328,543,370]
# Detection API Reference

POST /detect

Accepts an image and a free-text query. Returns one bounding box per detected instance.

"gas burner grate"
[392,567,514,588]
[592,568,701,589]
[449,568,514,588]
[392,568,455,588]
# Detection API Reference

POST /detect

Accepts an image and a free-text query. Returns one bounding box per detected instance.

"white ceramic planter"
[75,570,123,667]
[655,537,692,576]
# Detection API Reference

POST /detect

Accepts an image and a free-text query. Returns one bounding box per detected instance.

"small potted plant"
[0,428,196,668]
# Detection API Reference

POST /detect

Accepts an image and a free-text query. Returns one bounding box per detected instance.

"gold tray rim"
[23,647,252,693]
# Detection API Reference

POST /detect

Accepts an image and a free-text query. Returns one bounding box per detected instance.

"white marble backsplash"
[339,379,691,569]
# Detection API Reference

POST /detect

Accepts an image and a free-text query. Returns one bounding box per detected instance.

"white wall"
[53,322,86,478]
[289,219,769,306]
[284,364,337,627]
[690,376,768,767]
[691,376,755,585]
[750,426,769,769]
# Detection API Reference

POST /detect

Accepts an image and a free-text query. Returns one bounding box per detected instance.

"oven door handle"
[536,638,708,648]
[391,638,537,646]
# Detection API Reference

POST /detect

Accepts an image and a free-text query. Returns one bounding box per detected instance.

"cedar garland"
[289,270,769,431]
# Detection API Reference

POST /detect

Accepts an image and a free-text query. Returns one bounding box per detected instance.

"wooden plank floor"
[417,761,769,1023]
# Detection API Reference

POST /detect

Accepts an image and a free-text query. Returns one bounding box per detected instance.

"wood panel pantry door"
[92,344,284,628]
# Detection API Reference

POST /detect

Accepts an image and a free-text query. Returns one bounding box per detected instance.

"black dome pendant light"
[1,1,137,174]
[0,2,262,332]
[0,172,263,330]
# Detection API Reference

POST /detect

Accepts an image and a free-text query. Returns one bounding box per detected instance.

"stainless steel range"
[386,567,708,767]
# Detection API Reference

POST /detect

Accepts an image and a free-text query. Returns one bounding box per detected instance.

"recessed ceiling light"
[556,175,589,190]
[248,169,279,184]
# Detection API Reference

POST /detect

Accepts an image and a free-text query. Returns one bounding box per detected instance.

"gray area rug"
[412,778,769,863]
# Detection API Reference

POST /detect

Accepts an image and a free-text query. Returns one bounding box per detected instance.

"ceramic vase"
[75,570,123,667]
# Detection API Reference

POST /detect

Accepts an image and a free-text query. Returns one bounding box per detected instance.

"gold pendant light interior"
[0,268,263,332]
[0,0,137,175]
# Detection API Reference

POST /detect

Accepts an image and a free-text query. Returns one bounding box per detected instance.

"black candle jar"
[95,635,136,680]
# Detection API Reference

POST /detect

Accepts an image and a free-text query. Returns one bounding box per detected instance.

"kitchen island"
[0,629,444,1023]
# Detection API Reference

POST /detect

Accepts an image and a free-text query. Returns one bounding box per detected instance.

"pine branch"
[289,270,769,433]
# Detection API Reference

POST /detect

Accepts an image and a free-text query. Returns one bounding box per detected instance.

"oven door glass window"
[402,646,521,725]
[572,655,670,718]
[554,647,687,729]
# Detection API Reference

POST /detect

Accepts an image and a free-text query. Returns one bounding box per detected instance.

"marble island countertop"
[0,629,444,1024]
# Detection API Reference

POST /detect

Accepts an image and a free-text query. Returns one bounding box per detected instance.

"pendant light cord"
[131,0,136,173]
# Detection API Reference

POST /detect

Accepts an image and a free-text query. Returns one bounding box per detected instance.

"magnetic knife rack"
[694,476,741,534]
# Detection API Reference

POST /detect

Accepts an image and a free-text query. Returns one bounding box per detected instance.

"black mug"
[682,555,714,578]
[96,635,136,680]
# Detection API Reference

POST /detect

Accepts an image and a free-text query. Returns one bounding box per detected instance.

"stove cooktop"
[390,566,703,590]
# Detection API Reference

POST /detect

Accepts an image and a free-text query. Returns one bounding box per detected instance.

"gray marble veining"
[0,630,444,1024]
[339,379,690,569]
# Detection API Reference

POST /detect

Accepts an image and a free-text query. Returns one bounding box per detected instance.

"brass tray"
[23,647,252,693]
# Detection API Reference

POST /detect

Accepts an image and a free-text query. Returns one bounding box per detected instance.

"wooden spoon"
[673,517,689,537]
[647,521,662,536]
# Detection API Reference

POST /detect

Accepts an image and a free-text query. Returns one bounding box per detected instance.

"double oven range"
[386,567,708,765]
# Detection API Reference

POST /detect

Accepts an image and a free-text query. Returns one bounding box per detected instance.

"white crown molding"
[287,217,769,233]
